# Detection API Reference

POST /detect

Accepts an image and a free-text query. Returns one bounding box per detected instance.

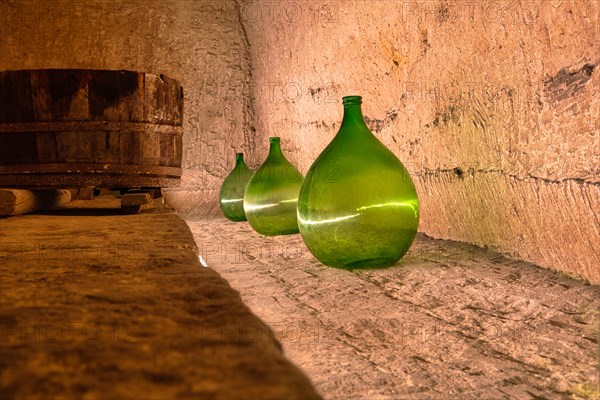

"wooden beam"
[0,189,72,216]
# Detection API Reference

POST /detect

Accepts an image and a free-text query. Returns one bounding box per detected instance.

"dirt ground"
[189,218,600,400]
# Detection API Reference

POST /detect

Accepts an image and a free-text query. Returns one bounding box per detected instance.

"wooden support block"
[121,193,152,206]
[75,187,95,200]
[147,188,162,199]
[120,188,162,199]
[0,189,72,216]
[121,193,153,214]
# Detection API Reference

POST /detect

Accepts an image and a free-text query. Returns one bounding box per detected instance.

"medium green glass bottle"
[297,96,419,269]
[219,152,253,221]
[243,137,304,236]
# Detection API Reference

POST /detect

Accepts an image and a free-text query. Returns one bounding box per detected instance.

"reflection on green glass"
[297,96,420,269]
[244,137,304,236]
[219,152,253,221]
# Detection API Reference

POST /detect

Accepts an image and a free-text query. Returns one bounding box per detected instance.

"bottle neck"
[266,139,284,162]
[341,103,367,129]
[235,153,244,167]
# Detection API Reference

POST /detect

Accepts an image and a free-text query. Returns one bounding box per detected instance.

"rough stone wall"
[1,1,598,283]
[0,0,254,216]
[237,0,600,283]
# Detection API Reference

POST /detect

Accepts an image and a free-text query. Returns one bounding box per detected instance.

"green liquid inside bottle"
[219,152,253,221]
[297,96,420,268]
[244,137,304,236]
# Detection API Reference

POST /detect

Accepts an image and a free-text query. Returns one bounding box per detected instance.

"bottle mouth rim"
[269,137,280,142]
[342,95,362,105]
[235,152,244,157]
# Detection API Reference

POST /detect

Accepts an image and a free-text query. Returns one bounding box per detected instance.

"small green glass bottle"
[297,96,419,268]
[243,137,304,235]
[219,152,253,221]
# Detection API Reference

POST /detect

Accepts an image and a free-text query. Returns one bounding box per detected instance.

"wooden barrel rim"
[0,163,182,176]
[0,121,184,134]
[0,175,181,189]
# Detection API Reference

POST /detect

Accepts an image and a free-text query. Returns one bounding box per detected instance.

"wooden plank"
[0,70,33,123]
[0,189,71,216]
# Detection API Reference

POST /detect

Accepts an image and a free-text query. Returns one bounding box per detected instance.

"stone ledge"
[0,198,321,400]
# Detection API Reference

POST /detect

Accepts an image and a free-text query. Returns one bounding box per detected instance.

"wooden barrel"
[0,69,183,189]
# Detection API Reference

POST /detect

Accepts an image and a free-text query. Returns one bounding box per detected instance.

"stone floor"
[189,218,600,400]
[0,198,320,400]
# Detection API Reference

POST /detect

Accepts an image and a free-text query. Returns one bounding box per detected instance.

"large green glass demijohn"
[244,137,304,235]
[220,152,254,221]
[297,96,419,269]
